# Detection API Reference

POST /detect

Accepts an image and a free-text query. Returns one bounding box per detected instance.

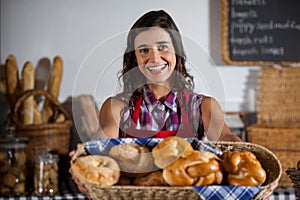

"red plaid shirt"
[116,85,204,134]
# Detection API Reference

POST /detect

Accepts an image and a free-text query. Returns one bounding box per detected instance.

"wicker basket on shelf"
[247,125,300,187]
[9,89,72,161]
[256,67,300,128]
[247,66,300,187]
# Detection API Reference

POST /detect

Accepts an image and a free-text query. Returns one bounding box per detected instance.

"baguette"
[21,61,35,125]
[47,56,63,98]
[33,101,42,124]
[41,56,63,123]
[5,55,20,104]
[0,64,7,94]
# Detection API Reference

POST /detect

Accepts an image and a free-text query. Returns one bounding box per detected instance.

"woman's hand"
[69,150,91,199]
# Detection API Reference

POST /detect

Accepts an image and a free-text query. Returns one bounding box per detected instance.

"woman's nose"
[149,48,160,62]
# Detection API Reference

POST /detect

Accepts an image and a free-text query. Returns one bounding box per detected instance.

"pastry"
[162,150,223,186]
[133,170,168,186]
[109,144,155,177]
[70,155,120,186]
[222,151,266,186]
[152,136,194,168]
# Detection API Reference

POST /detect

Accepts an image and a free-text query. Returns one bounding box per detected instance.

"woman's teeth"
[147,64,167,72]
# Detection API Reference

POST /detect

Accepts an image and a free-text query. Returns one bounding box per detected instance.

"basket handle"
[12,89,71,124]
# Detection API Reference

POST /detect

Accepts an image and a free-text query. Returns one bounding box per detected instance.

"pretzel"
[162,150,223,186]
[222,151,266,186]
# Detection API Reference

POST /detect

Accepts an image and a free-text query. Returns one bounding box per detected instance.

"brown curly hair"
[119,10,194,96]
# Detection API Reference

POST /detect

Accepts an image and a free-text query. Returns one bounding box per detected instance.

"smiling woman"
[89,10,241,142]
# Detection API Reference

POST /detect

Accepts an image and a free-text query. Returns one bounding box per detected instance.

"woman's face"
[134,27,176,86]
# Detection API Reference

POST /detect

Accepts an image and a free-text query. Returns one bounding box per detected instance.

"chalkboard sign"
[221,0,300,65]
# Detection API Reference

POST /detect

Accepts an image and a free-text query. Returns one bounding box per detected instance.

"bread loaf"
[41,56,63,122]
[47,56,63,98]
[21,61,35,125]
[5,55,20,104]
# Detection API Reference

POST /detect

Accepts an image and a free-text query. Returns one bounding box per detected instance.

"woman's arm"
[201,96,241,142]
[93,97,125,138]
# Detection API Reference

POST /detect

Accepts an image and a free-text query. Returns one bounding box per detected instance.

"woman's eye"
[158,45,168,51]
[138,48,149,54]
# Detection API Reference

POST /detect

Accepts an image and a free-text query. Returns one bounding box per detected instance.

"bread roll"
[152,136,194,168]
[5,55,20,104]
[21,61,35,125]
[116,176,132,186]
[70,155,120,186]
[222,151,266,186]
[109,144,155,177]
[162,150,223,186]
[133,170,168,186]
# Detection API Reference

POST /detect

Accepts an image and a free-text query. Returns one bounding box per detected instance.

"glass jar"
[34,153,59,196]
[0,126,28,196]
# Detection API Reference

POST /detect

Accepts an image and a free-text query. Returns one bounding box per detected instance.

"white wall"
[0,0,260,112]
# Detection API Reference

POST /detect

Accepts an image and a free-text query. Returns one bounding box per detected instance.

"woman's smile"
[145,64,167,74]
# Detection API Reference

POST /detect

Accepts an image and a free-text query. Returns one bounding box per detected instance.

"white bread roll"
[70,155,120,186]
[109,144,155,177]
[152,136,194,168]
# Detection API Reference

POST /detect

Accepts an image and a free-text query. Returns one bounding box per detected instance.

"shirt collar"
[143,85,178,113]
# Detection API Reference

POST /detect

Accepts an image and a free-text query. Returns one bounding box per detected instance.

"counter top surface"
[0,187,295,200]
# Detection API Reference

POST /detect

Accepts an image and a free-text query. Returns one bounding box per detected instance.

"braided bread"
[222,151,266,186]
[163,150,223,186]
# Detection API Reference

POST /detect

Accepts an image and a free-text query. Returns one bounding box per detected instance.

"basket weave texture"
[247,125,300,187]
[73,140,281,200]
[11,89,72,158]
[286,168,300,199]
[256,67,300,128]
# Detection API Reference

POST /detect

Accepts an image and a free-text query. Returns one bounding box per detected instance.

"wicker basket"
[72,140,282,200]
[10,89,72,159]
[286,168,300,199]
[256,67,300,128]
[247,125,300,187]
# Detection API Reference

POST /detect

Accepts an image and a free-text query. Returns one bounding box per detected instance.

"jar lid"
[0,125,28,149]
[35,153,59,163]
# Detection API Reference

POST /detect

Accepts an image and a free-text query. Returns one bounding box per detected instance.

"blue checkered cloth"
[83,138,261,200]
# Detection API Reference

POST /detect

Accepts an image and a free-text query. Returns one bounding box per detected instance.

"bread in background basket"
[286,160,300,199]
[69,137,281,200]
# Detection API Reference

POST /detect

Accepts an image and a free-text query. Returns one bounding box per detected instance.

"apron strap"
[132,95,143,125]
